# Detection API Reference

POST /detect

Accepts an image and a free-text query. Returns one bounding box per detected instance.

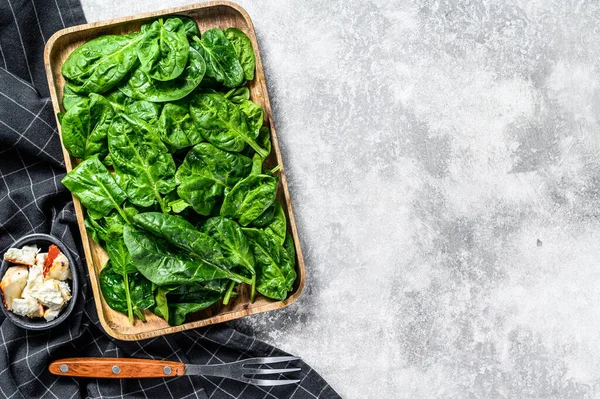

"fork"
[49,356,302,386]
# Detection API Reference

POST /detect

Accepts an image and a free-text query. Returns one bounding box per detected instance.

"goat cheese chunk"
[35,253,47,268]
[56,280,71,302]
[32,280,65,310]
[43,308,61,322]
[21,264,44,300]
[45,253,70,281]
[4,245,39,266]
[11,298,43,317]
[0,266,28,310]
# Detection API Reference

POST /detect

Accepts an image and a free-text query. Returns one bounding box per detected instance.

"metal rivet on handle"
[59,365,69,373]
[163,366,172,375]
[112,366,121,375]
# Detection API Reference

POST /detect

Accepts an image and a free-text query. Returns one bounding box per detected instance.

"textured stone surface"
[81,1,600,397]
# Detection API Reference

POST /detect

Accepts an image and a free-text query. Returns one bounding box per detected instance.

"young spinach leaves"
[62,33,142,94]
[123,225,234,286]
[220,174,277,226]
[60,93,114,160]
[242,228,296,301]
[158,102,202,151]
[190,92,267,157]
[61,18,296,326]
[136,18,189,81]
[120,46,206,102]
[61,155,128,220]
[108,114,176,212]
[224,28,255,81]
[175,143,252,215]
[193,29,243,88]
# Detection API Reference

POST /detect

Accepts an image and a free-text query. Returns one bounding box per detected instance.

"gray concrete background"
[80,1,600,397]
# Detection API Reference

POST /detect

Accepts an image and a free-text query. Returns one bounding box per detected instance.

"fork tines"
[241,356,301,386]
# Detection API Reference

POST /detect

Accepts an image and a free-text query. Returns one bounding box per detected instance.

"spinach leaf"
[169,199,191,214]
[168,280,228,302]
[257,126,272,156]
[169,301,218,325]
[62,84,86,111]
[239,100,264,138]
[284,232,296,262]
[249,126,272,175]
[224,28,255,81]
[251,204,275,228]
[190,92,267,157]
[132,212,217,258]
[123,225,236,286]
[124,100,162,124]
[61,155,129,220]
[99,263,154,322]
[175,143,252,215]
[84,209,128,246]
[152,286,175,322]
[203,216,255,274]
[106,236,137,275]
[83,213,119,246]
[263,201,286,245]
[99,263,130,315]
[162,185,191,214]
[120,46,205,103]
[175,143,252,187]
[243,228,296,301]
[105,236,137,322]
[132,212,251,283]
[177,175,223,216]
[105,89,133,111]
[62,33,141,94]
[129,276,155,321]
[136,18,189,81]
[108,114,176,212]
[220,174,277,226]
[161,294,221,326]
[60,93,114,160]
[193,29,243,88]
[158,102,203,151]
[154,281,225,325]
[169,281,226,324]
[84,216,105,244]
[178,16,200,40]
[223,87,250,104]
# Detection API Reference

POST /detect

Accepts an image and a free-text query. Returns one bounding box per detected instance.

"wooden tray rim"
[43,1,306,341]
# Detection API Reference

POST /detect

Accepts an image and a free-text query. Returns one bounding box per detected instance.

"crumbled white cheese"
[3,245,39,266]
[46,253,70,281]
[43,308,61,322]
[2,245,72,321]
[31,280,65,310]
[21,264,44,300]
[35,253,47,268]
[28,302,44,318]
[56,280,71,302]
[11,298,43,317]
[0,266,28,310]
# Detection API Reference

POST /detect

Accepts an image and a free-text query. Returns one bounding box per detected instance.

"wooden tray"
[44,1,305,340]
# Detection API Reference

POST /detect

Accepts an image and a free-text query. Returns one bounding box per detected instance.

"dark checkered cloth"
[0,1,340,398]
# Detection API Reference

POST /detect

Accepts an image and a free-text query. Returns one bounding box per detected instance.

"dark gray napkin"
[0,1,339,397]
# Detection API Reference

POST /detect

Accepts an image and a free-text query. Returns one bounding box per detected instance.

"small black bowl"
[0,233,79,330]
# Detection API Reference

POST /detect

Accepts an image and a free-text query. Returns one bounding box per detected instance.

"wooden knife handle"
[49,358,185,378]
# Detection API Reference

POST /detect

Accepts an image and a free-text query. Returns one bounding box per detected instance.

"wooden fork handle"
[49,358,186,378]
